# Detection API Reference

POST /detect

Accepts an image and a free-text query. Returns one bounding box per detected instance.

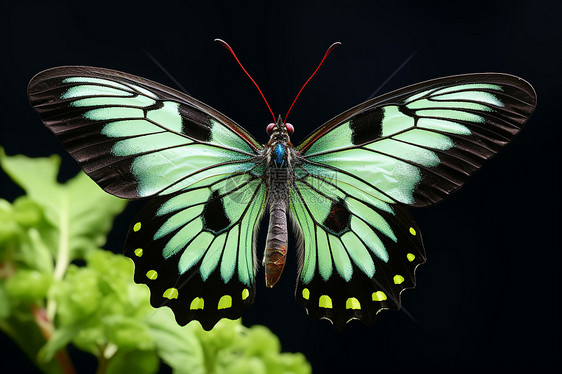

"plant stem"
[47,197,70,321]
[53,197,70,281]
[96,348,109,374]
[31,305,77,374]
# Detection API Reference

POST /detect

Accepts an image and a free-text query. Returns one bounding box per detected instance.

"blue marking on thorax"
[273,144,286,167]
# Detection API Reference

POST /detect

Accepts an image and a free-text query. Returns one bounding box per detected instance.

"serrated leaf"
[0,148,127,266]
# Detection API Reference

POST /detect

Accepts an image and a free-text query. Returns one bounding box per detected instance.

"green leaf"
[0,199,55,275]
[5,269,53,303]
[146,308,206,374]
[103,315,155,351]
[0,148,62,218]
[194,321,312,374]
[25,227,55,275]
[51,265,103,326]
[0,198,20,243]
[106,349,159,374]
[239,325,281,357]
[12,197,43,228]
[0,148,127,265]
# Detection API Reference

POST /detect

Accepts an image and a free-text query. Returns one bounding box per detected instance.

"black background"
[1,0,560,373]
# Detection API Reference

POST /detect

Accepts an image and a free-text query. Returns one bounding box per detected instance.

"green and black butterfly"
[27,42,536,330]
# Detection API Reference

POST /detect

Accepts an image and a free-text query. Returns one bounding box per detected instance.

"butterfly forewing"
[297,73,536,206]
[27,66,262,199]
[290,73,536,327]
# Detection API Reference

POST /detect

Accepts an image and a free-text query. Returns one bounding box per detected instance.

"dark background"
[1,0,560,373]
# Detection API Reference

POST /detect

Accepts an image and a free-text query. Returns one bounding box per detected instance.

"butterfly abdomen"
[263,200,288,288]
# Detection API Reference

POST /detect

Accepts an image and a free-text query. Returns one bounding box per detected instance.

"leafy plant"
[0,148,310,374]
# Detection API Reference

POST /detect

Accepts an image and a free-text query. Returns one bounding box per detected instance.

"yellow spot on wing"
[409,227,416,236]
[133,222,142,232]
[407,253,415,262]
[319,295,332,309]
[346,297,361,310]
[163,288,178,299]
[372,291,387,301]
[218,295,232,309]
[134,248,143,257]
[394,274,405,284]
[146,270,158,280]
[242,289,250,300]
[190,297,204,310]
[302,288,310,300]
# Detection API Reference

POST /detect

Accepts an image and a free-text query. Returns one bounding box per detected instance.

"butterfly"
[27,42,536,330]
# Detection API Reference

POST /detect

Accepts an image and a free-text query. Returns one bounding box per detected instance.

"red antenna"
[284,42,341,124]
[215,39,276,123]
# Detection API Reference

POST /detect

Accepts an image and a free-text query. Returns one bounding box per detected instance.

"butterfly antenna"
[215,38,276,123]
[284,41,341,124]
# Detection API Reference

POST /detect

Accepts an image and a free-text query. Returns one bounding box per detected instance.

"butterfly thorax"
[262,117,295,287]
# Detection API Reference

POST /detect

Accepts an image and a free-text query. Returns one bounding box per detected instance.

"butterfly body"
[28,65,536,330]
[263,117,294,287]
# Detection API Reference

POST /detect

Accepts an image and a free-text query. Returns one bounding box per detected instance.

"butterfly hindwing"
[27,66,262,199]
[290,164,425,328]
[124,171,266,330]
[291,73,536,327]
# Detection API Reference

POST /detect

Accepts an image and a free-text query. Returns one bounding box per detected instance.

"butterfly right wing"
[289,73,536,327]
[297,73,536,207]
[289,173,425,329]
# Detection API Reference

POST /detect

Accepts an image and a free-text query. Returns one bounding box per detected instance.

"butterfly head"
[266,115,294,140]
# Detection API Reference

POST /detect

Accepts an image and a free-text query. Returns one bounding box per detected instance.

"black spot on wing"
[349,107,384,145]
[203,191,230,233]
[178,103,212,141]
[323,200,351,235]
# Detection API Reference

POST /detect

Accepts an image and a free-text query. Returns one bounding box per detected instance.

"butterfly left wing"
[290,73,536,327]
[28,66,267,329]
[27,66,262,199]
